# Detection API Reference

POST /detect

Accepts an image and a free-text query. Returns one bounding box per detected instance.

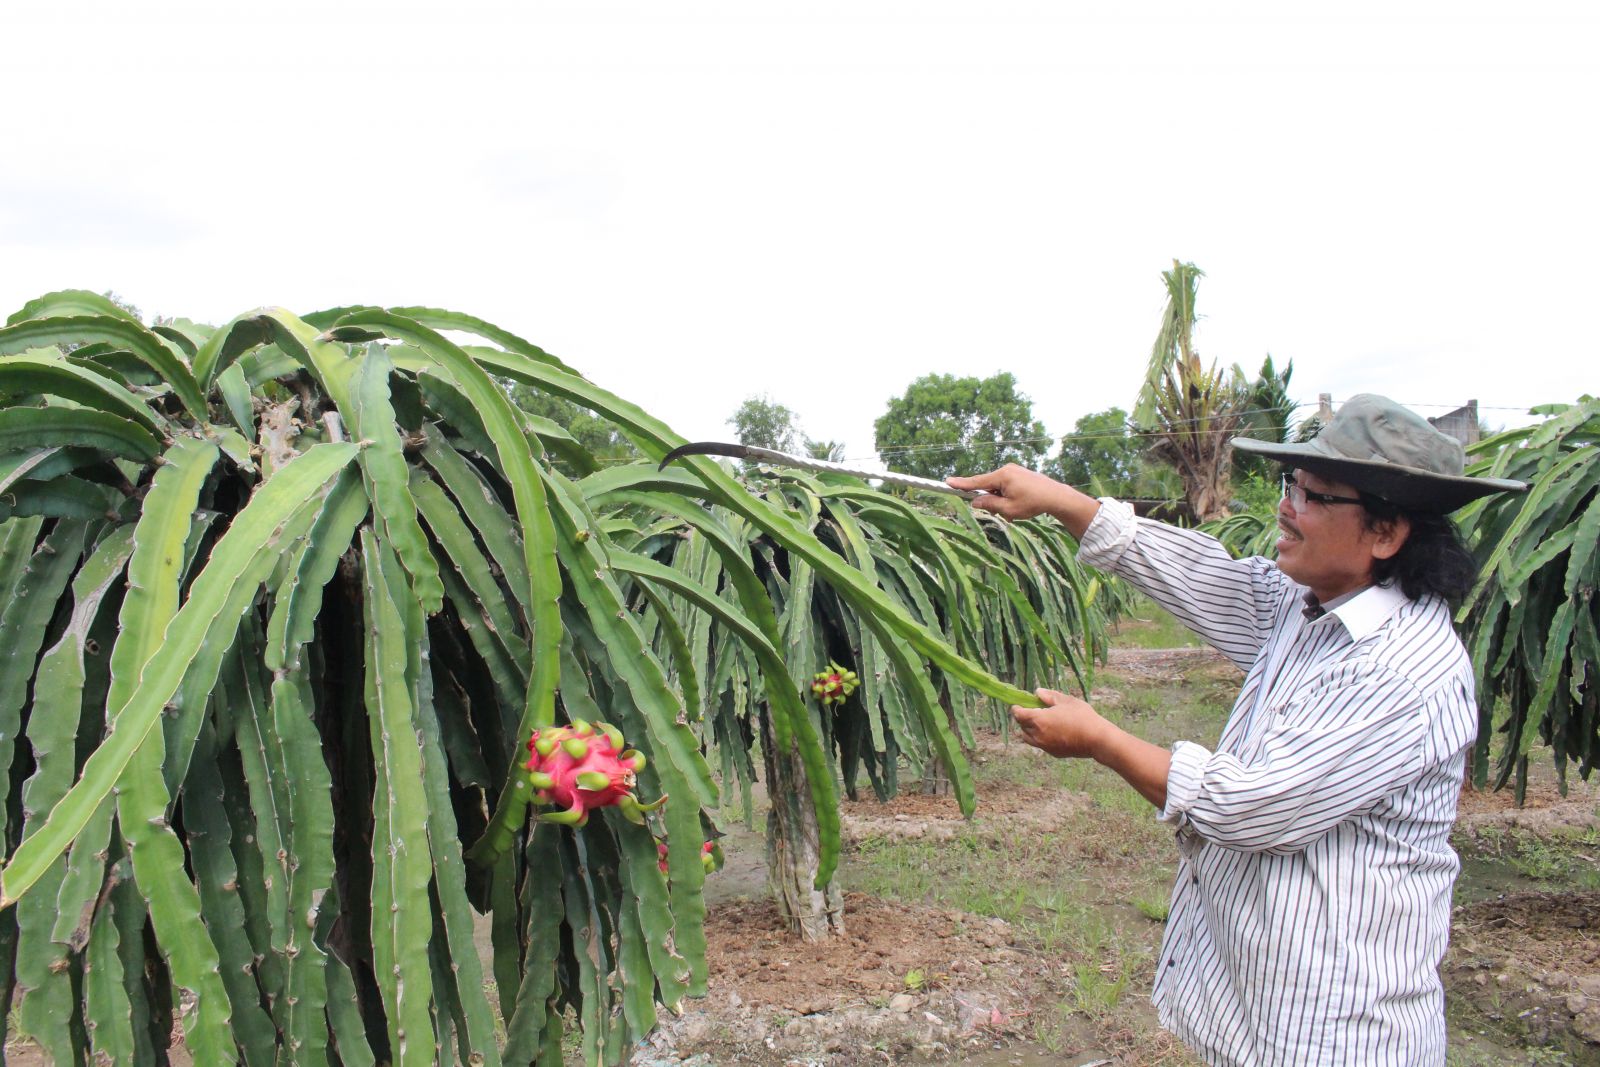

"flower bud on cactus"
[524,722,661,828]
[809,661,860,706]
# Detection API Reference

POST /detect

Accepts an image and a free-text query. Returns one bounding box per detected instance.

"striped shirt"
[1078,500,1475,1067]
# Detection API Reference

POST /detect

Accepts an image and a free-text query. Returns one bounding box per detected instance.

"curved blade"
[659,442,982,500]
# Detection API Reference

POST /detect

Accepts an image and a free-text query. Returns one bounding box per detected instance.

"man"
[947,395,1526,1066]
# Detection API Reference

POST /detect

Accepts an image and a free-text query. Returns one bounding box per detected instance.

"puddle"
[1454,850,1561,905]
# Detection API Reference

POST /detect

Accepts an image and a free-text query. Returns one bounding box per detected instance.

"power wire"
[585,396,1537,468]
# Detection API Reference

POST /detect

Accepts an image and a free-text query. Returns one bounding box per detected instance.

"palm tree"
[1231,354,1294,483]
[1131,260,1251,522]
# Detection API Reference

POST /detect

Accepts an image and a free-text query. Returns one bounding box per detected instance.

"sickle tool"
[658,442,984,500]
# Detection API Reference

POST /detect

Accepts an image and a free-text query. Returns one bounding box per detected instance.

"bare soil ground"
[633,892,1066,1066]
[641,638,1600,1067]
[838,783,1089,843]
[1447,775,1600,1064]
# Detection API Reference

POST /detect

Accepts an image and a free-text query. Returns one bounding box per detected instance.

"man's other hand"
[1010,689,1109,760]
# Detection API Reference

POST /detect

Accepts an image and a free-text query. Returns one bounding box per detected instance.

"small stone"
[890,993,915,1013]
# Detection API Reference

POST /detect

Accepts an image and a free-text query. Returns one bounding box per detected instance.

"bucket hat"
[1230,394,1527,513]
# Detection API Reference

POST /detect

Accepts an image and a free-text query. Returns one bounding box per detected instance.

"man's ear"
[1369,515,1412,561]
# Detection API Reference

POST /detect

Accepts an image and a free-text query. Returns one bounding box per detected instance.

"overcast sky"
[3,1,1594,469]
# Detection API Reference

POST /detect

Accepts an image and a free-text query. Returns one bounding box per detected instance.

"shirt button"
[1167,958,1177,968]
[1192,874,1199,885]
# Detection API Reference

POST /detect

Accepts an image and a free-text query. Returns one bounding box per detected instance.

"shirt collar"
[1303,582,1410,641]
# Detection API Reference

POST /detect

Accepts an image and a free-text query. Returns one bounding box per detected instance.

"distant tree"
[102,289,142,323]
[508,383,640,474]
[729,395,801,453]
[1048,407,1142,496]
[1231,470,1284,514]
[60,290,147,354]
[1131,260,1251,522]
[1232,354,1295,483]
[804,438,847,462]
[874,372,1048,480]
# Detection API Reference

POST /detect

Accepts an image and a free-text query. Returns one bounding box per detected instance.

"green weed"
[1507,837,1568,881]
[1132,892,1170,922]
[1071,954,1135,1016]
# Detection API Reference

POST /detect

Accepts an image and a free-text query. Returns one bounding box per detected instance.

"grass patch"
[1099,666,1236,751]
[1107,597,1205,649]
[842,748,1180,1037]
[970,742,1129,797]
[844,816,1166,960]
[1132,890,1170,922]
[1072,955,1136,1016]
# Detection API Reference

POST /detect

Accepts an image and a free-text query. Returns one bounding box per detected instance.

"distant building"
[1428,400,1480,446]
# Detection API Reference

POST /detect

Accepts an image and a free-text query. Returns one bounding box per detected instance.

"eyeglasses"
[1281,473,1364,511]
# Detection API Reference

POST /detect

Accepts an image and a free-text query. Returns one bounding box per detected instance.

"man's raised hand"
[948,465,1103,537]
[947,465,1068,522]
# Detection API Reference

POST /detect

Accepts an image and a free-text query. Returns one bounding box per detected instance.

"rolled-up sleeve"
[1161,741,1211,823]
[1076,499,1286,670]
[1157,665,1430,854]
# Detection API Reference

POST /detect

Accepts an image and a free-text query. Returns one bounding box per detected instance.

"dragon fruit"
[657,840,722,874]
[524,719,664,827]
[810,661,860,706]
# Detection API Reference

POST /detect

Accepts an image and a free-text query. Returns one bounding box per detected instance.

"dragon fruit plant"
[810,662,860,706]
[525,719,665,827]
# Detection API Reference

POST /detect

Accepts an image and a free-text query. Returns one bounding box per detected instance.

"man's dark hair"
[1357,493,1478,604]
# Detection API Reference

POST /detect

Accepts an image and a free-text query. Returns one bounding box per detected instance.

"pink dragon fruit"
[524,719,664,827]
[809,661,860,706]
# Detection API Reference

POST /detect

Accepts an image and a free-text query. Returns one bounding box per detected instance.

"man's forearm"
[1043,483,1103,540]
[1093,725,1172,810]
